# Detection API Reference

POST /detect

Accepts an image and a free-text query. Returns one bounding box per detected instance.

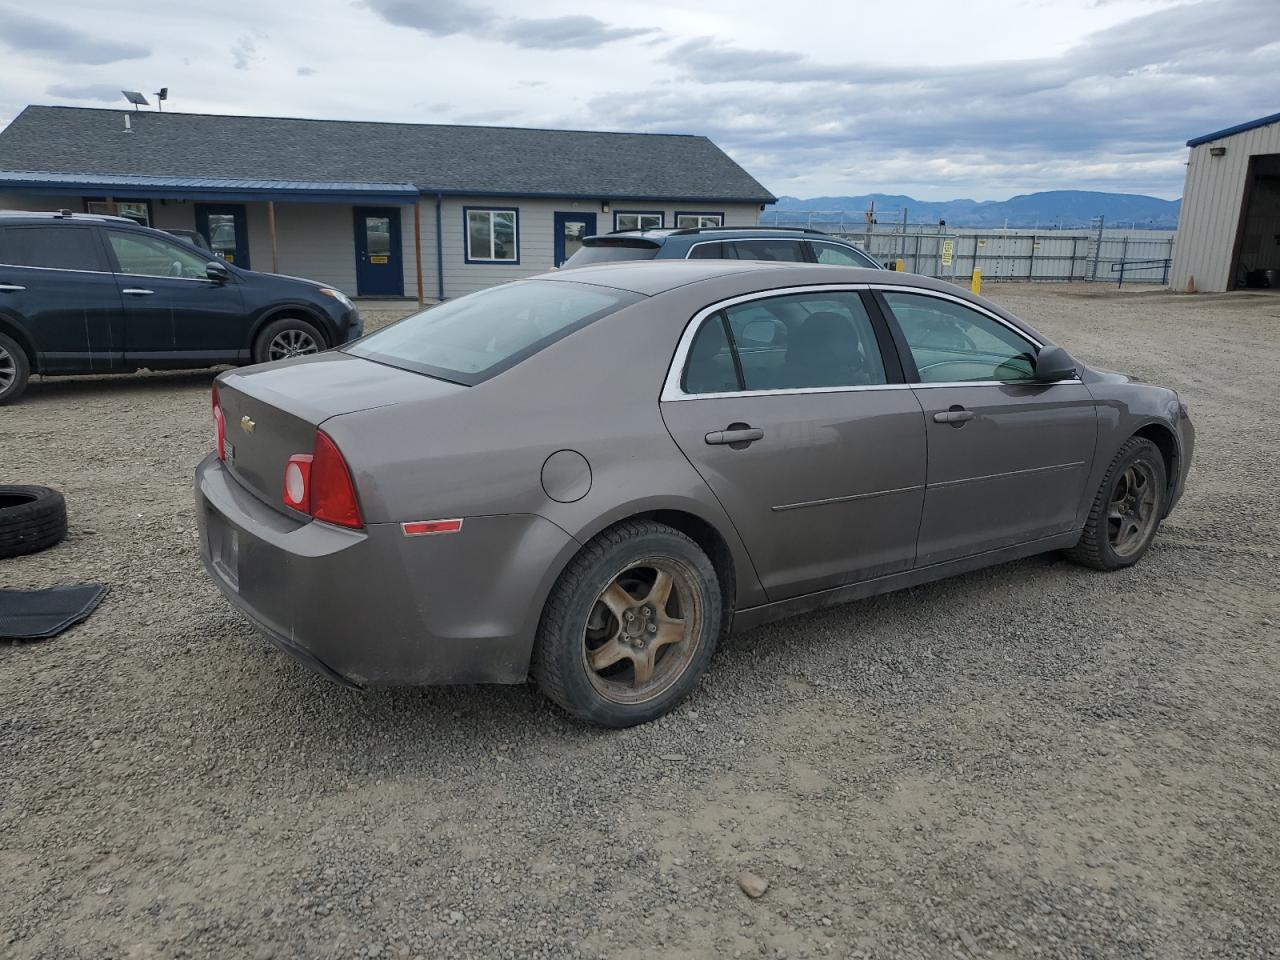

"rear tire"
[251,317,326,364]
[533,520,722,728]
[0,485,67,559]
[1068,437,1167,571]
[0,331,31,405]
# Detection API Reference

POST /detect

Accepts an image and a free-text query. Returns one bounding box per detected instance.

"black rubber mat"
[0,585,108,640]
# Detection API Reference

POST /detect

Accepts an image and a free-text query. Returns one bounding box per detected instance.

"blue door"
[195,203,250,269]
[554,212,597,267]
[353,207,403,297]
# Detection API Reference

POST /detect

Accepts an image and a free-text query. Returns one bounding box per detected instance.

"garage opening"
[1231,153,1280,290]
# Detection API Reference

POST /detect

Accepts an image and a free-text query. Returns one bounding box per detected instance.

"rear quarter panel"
[323,273,785,610]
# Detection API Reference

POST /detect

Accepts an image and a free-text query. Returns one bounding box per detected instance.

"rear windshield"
[562,241,660,268]
[345,279,641,385]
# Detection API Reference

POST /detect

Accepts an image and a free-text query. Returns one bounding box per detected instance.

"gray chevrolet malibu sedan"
[197,261,1193,727]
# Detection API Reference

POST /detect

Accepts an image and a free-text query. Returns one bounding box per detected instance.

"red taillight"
[212,383,226,460]
[281,430,363,529]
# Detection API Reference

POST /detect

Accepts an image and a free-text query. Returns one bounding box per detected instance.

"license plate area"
[209,513,240,590]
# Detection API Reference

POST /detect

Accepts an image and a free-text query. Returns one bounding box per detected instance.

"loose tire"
[252,317,326,364]
[0,485,67,559]
[0,331,31,405]
[534,520,722,727]
[1068,436,1167,571]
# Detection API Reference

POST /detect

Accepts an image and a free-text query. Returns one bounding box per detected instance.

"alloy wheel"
[582,558,705,705]
[267,329,320,361]
[0,344,15,392]
[1107,460,1158,557]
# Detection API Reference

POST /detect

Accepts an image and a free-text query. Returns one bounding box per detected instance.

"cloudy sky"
[0,0,1275,201]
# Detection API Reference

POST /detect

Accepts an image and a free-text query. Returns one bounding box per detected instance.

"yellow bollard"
[895,258,905,273]
[970,269,982,295]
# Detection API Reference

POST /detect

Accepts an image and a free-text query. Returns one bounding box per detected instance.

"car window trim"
[661,283,907,402]
[869,284,1085,387]
[103,228,221,283]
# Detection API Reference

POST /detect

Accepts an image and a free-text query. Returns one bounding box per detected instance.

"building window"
[465,207,519,263]
[675,212,724,229]
[85,198,151,225]
[614,211,663,232]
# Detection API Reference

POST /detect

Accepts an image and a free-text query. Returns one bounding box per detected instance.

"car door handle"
[705,426,764,446]
[933,408,975,424]
[122,288,155,296]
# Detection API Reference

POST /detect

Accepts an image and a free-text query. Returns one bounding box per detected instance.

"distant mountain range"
[771,190,1182,229]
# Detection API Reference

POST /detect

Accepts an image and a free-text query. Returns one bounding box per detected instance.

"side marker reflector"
[402,518,464,537]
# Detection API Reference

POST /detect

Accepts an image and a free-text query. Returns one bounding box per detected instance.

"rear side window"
[562,242,660,268]
[0,225,102,271]
[725,239,807,262]
[682,291,888,393]
[347,279,642,385]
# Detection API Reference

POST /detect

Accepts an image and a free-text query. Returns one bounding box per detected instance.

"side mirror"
[206,260,230,283]
[1034,345,1076,382]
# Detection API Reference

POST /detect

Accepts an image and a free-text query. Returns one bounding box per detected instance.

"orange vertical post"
[267,200,279,274]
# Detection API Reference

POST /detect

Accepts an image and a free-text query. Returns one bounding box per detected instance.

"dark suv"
[0,211,362,403]
[560,226,884,270]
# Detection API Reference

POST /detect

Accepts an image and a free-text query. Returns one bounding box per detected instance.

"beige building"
[1170,112,1280,293]
[0,106,773,302]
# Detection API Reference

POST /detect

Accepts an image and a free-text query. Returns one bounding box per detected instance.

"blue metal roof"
[0,170,420,204]
[1187,111,1280,147]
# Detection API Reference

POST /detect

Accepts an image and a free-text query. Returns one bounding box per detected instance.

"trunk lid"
[216,351,463,511]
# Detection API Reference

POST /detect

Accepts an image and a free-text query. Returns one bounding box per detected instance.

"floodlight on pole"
[154,87,168,112]
[122,90,149,111]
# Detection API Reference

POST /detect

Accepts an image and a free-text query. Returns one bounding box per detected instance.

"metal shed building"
[0,106,774,302]
[1170,111,1280,293]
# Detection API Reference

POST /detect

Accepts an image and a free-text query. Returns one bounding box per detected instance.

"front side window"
[810,241,877,267]
[107,231,210,279]
[881,292,1037,383]
[614,212,663,232]
[676,213,723,229]
[347,279,641,385]
[726,239,807,262]
[0,226,102,271]
[682,291,888,394]
[465,208,518,263]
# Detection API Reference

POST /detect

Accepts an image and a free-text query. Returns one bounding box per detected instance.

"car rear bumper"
[194,453,575,687]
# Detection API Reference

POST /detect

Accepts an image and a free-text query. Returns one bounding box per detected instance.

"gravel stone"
[2,287,1278,958]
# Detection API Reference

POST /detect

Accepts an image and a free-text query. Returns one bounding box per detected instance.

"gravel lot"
[2,283,1278,959]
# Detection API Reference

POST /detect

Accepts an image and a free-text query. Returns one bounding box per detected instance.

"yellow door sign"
[941,239,954,266]
[369,255,389,264]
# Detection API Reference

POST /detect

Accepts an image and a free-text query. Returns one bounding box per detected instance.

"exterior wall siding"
[1171,121,1280,293]
[1,192,763,301]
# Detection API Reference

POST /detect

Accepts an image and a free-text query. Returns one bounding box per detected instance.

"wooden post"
[413,202,424,305]
[267,200,279,274]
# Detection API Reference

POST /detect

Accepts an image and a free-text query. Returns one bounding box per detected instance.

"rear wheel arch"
[0,316,39,373]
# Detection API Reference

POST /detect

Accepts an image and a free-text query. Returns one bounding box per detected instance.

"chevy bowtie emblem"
[240,415,256,434]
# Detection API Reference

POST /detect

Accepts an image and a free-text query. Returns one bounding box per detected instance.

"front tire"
[0,331,31,405]
[252,317,326,364]
[1068,436,1167,571]
[533,520,722,727]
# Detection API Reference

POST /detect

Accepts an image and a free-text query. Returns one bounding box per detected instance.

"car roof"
[535,259,910,296]
[605,226,831,242]
[0,209,140,225]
